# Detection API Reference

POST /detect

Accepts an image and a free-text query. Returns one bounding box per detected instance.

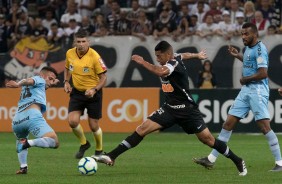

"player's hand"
[228,45,239,57]
[5,80,19,88]
[50,79,60,87]
[64,82,72,93]
[85,89,95,98]
[54,79,60,85]
[278,88,282,96]
[240,78,246,85]
[198,49,207,60]
[132,55,144,65]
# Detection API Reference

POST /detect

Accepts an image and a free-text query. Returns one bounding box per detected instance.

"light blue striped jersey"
[241,41,269,95]
[17,76,47,113]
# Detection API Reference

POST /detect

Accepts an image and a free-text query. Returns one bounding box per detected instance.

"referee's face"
[75,37,90,54]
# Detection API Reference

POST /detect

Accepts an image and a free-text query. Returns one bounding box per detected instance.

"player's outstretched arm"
[6,78,34,88]
[181,49,207,60]
[131,55,170,77]
[228,45,243,61]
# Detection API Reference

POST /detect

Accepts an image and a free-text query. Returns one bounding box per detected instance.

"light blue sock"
[17,140,28,168]
[28,137,56,148]
[265,130,282,161]
[209,129,232,161]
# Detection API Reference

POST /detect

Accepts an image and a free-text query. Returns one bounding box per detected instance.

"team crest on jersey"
[99,58,107,70]
[257,56,264,63]
[83,67,89,73]
[69,64,73,71]
[247,54,250,61]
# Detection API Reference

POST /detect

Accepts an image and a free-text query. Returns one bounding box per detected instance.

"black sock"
[212,139,241,164]
[108,131,143,160]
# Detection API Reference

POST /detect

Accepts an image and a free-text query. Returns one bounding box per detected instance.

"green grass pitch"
[1,132,282,184]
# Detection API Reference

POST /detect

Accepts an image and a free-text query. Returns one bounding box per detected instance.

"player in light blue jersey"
[193,22,282,172]
[5,66,60,174]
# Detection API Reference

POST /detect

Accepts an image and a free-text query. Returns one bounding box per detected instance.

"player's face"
[75,37,90,54]
[241,27,255,46]
[155,48,172,65]
[44,72,58,89]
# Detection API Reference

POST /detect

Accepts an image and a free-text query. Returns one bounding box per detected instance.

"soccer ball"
[78,157,98,175]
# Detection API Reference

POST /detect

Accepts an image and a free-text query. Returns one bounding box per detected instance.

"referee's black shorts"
[68,88,102,119]
[148,103,206,134]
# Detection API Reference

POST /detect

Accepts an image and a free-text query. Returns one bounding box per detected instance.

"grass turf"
[1,132,282,184]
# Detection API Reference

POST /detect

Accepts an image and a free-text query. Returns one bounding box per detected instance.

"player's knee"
[89,121,100,132]
[136,126,144,136]
[136,125,148,137]
[69,121,79,128]
[45,134,59,148]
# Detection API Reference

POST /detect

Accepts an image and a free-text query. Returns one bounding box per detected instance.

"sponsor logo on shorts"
[197,125,203,129]
[13,116,29,125]
[166,103,186,109]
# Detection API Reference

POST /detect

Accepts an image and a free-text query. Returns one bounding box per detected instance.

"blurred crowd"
[0,0,281,54]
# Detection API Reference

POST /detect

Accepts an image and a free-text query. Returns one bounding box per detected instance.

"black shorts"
[148,103,206,134]
[68,88,102,119]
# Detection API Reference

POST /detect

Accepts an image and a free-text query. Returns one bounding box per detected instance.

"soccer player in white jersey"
[193,22,282,172]
[6,66,60,174]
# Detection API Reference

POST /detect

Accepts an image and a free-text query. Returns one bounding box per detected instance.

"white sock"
[208,154,217,163]
[28,137,56,148]
[275,160,282,166]
[265,130,282,163]
[17,149,28,168]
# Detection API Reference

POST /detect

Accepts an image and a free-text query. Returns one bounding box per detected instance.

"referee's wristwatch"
[63,79,69,84]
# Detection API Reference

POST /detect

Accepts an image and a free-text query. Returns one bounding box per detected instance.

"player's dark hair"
[41,66,58,77]
[242,22,258,34]
[155,41,172,53]
[74,28,88,38]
